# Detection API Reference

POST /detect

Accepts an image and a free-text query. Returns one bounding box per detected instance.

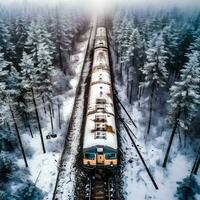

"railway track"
[85,171,114,200]
[52,22,96,200]
[74,19,124,200]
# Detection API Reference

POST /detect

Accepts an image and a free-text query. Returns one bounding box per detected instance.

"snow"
[115,83,200,200]
[94,27,108,48]
[16,30,90,199]
[53,25,96,199]
[83,38,117,150]
[83,113,117,149]
[53,95,85,199]
[93,48,109,67]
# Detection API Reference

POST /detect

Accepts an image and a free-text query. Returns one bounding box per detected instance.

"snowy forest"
[0,0,200,199]
[112,6,200,142]
[0,2,88,199]
[111,5,200,199]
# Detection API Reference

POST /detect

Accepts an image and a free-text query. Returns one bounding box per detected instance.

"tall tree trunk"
[127,81,129,98]
[119,52,123,83]
[192,148,200,175]
[178,126,182,149]
[7,121,12,134]
[127,68,129,98]
[42,95,47,114]
[138,86,142,107]
[120,62,123,83]
[129,80,134,104]
[9,104,28,167]
[138,85,144,102]
[162,119,179,168]
[58,100,61,129]
[49,103,54,133]
[24,111,33,138]
[194,156,200,175]
[51,102,55,118]
[31,87,46,153]
[146,81,155,135]
[58,43,64,74]
[116,50,119,64]
[184,133,187,148]
[22,113,28,131]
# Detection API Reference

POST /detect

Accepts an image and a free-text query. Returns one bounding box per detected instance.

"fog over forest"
[0,0,199,199]
[0,0,200,8]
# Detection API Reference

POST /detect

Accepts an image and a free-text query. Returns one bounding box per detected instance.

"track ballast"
[52,22,96,200]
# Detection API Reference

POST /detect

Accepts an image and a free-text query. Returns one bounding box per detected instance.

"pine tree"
[0,50,9,87]
[0,19,10,55]
[50,12,75,74]
[0,61,28,167]
[169,52,200,131]
[37,41,55,96]
[112,10,123,62]
[0,19,15,63]
[175,176,200,200]
[112,13,134,82]
[25,20,42,64]
[16,180,43,200]
[0,151,13,181]
[163,50,200,167]
[140,32,168,135]
[0,50,15,153]
[25,19,55,102]
[10,17,28,68]
[162,20,179,81]
[125,28,145,103]
[20,51,46,154]
[173,23,194,78]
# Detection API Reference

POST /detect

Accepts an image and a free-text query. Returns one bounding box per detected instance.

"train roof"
[83,22,117,152]
[83,113,117,150]
[83,74,117,150]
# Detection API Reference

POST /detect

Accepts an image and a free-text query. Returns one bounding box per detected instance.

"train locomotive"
[83,23,118,169]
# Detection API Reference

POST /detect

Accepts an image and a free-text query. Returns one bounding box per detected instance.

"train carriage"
[94,27,108,49]
[83,25,118,169]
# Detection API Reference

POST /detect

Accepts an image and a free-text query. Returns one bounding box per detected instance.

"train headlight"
[110,161,113,167]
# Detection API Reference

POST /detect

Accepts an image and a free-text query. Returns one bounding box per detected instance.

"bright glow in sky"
[0,0,200,10]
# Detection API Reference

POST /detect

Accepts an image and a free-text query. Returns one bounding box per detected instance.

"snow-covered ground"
[53,23,97,200]
[17,31,89,200]
[115,83,200,200]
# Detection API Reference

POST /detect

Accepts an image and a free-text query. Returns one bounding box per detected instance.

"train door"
[97,152,104,164]
[97,147,104,164]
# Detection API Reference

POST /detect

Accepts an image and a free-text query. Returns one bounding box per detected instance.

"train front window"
[84,153,95,160]
[105,153,116,160]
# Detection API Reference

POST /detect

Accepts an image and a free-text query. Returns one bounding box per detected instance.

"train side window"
[84,153,95,160]
[105,153,116,159]
[95,131,106,139]
[96,98,106,104]
[95,115,106,122]
[96,123,106,131]
[96,104,105,109]
[97,66,102,70]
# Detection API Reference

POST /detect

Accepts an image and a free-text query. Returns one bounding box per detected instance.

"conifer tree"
[163,50,200,167]
[141,32,168,135]
[125,28,145,103]
[20,51,46,153]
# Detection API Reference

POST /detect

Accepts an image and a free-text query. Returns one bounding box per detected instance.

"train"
[82,20,118,169]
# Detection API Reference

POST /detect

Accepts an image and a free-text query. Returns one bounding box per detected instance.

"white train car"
[94,27,108,49]
[83,26,118,169]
